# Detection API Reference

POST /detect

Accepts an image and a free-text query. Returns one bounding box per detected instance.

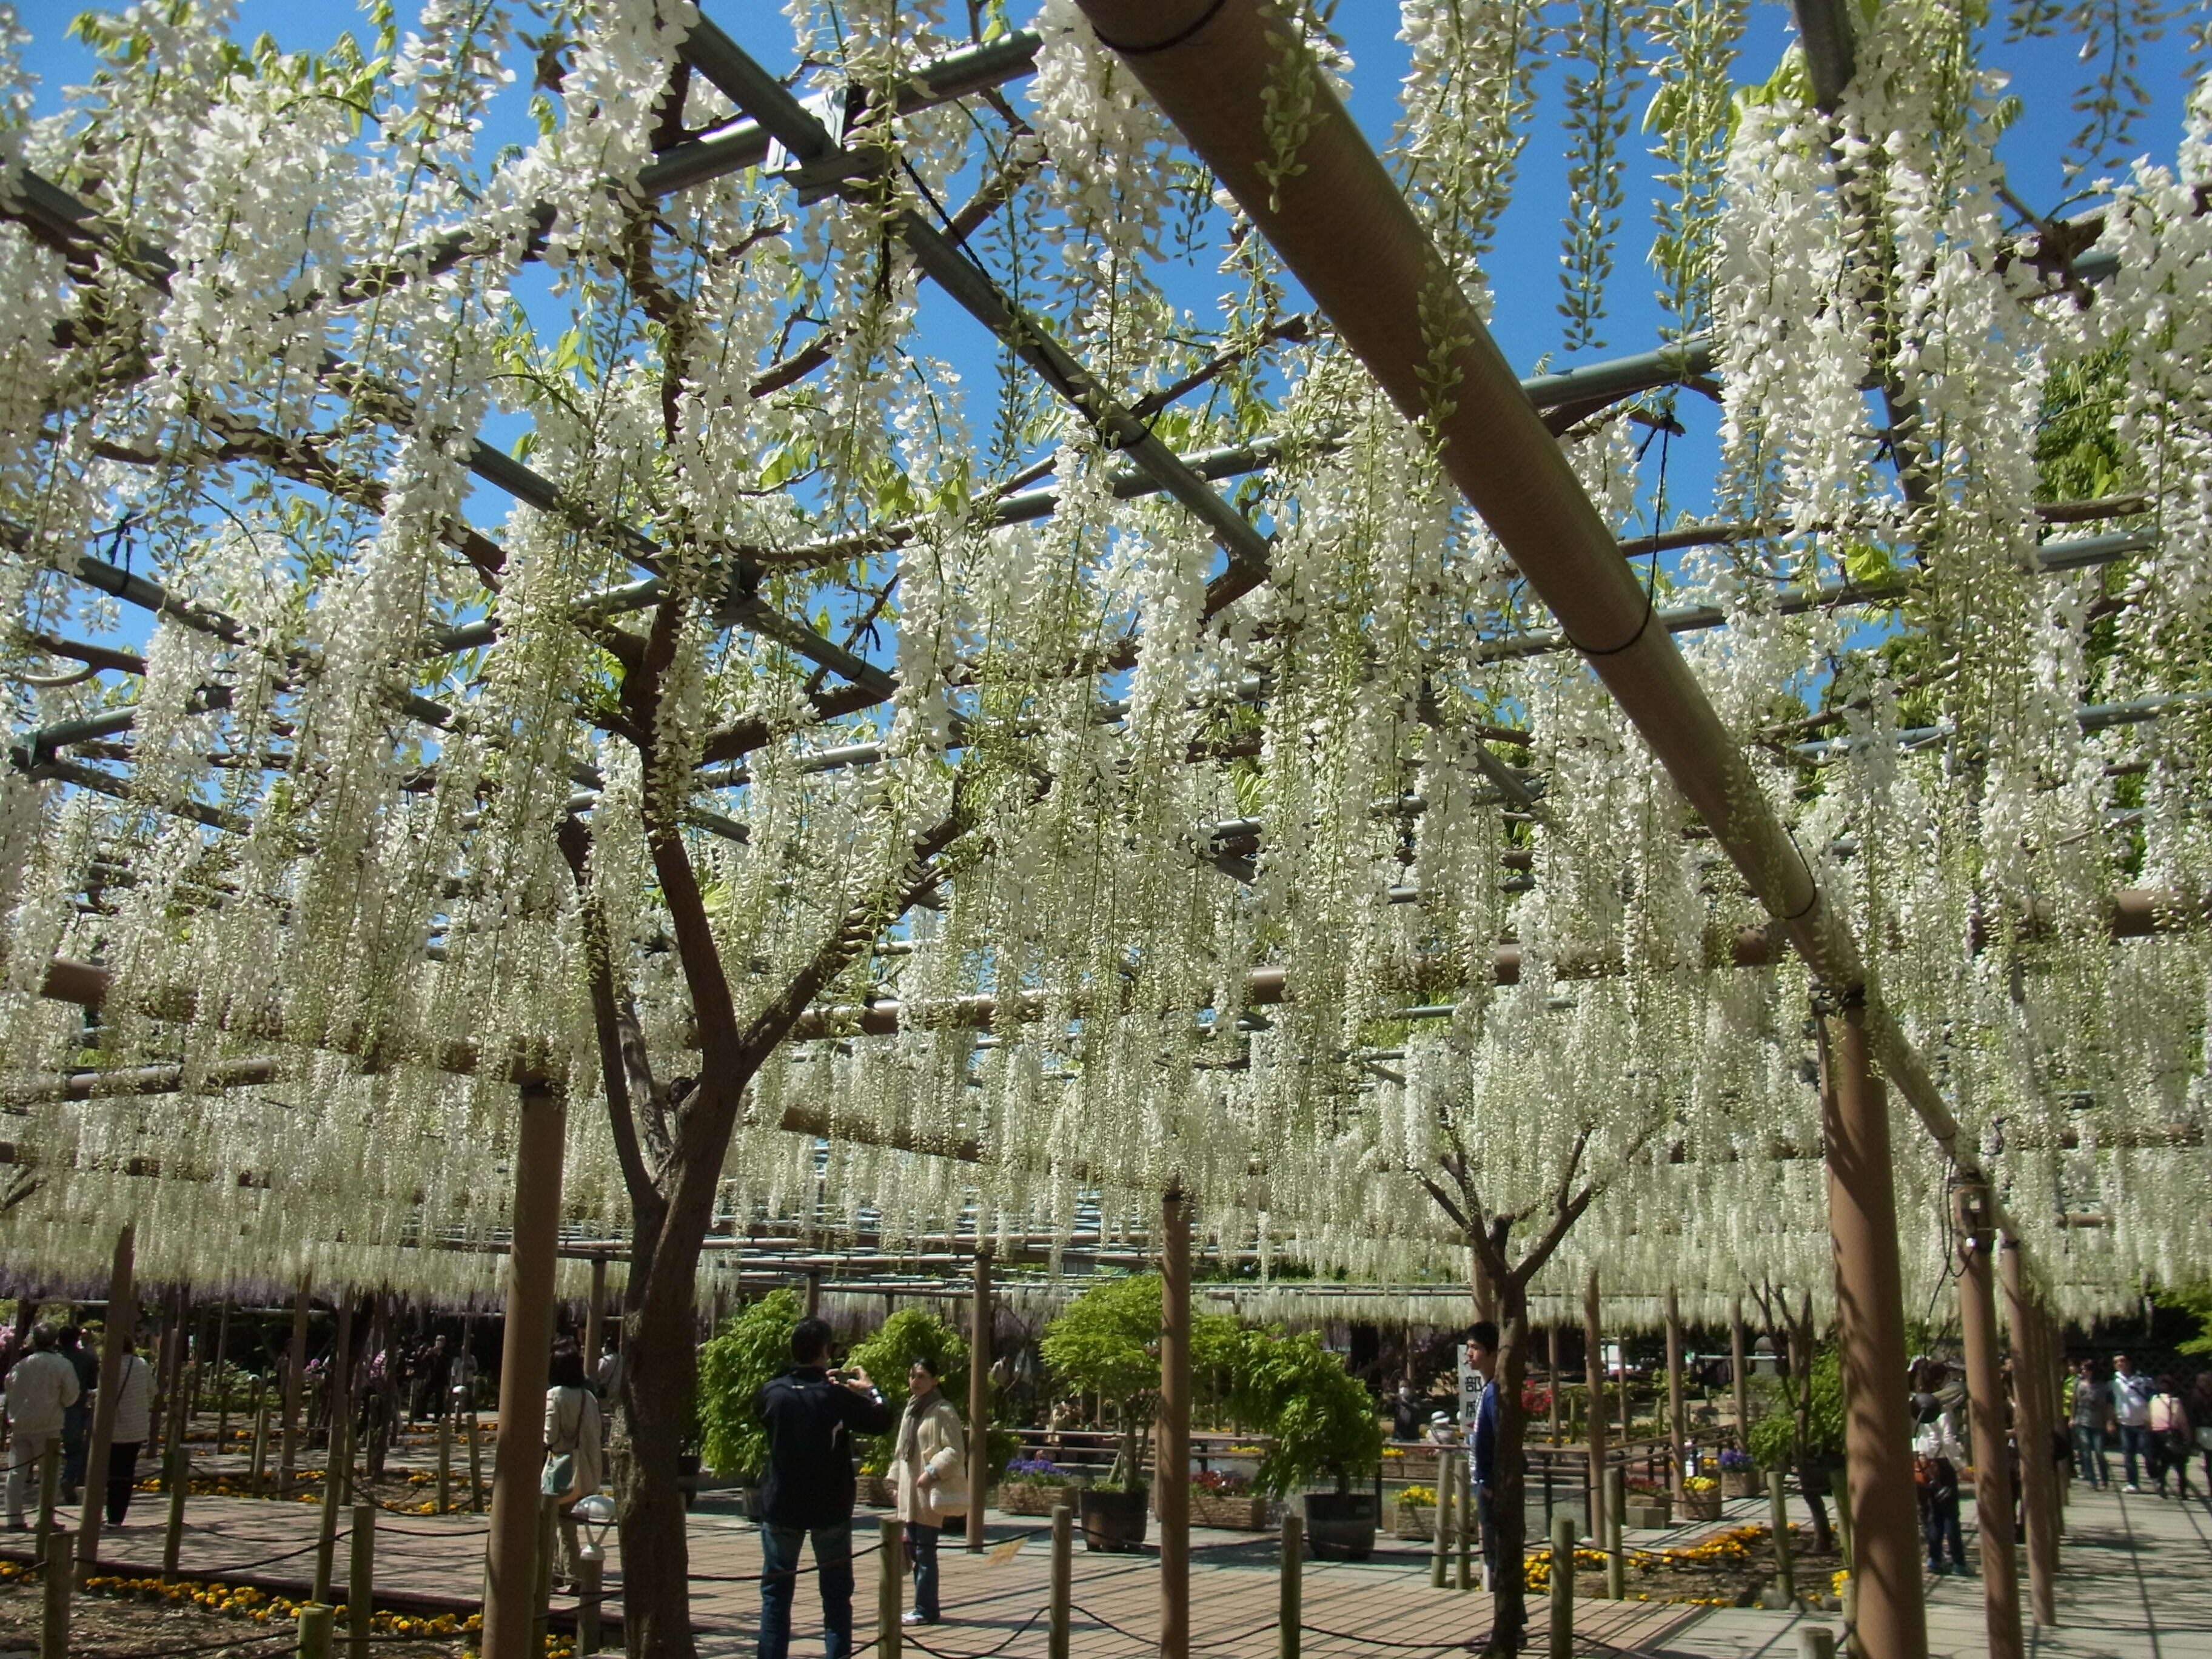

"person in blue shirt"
[1465,1321,1516,1649]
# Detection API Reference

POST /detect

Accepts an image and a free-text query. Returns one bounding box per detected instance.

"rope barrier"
[900,1603,1045,1659]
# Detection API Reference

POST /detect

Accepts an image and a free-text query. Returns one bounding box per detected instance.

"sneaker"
[900,1612,934,1627]
[2124,1483,2140,1493]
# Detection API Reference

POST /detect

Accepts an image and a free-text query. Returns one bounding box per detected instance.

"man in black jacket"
[755,1318,893,1659]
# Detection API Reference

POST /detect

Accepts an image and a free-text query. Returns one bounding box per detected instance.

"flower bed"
[1681,1478,1723,1521]
[1000,1480,1078,1517]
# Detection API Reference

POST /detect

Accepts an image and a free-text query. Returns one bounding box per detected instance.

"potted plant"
[1620,1479,1672,1529]
[1040,1275,1243,1553]
[1393,1484,1437,1541]
[1178,1467,1269,1530]
[999,1455,1079,1517]
[1718,1447,1760,1499]
[1681,1475,1723,1521]
[1226,1327,1386,1560]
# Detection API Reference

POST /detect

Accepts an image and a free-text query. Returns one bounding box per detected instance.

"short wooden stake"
[878,1515,904,1659]
[250,1394,272,1495]
[530,1497,556,1659]
[1048,1505,1072,1659]
[295,1600,334,1659]
[1549,1513,1577,1659]
[1768,1470,1796,1606]
[1278,1510,1302,1659]
[1430,1450,1455,1588]
[1604,1466,1626,1601]
[162,1437,190,1580]
[39,1450,70,1659]
[1456,1452,1473,1591]
[348,1504,375,1659]
[466,1407,484,1513]
[437,1416,452,1515]
[577,1552,604,1657]
[1798,1627,1838,1659]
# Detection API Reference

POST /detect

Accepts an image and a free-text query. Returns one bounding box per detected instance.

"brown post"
[1999,1240,2059,1627]
[480,1078,569,1659]
[329,1296,355,1503]
[1664,1288,1686,1501]
[967,1249,993,1552]
[1954,1185,2023,1659]
[582,1258,607,1379]
[1730,1296,1750,1456]
[1817,996,1928,1659]
[1583,1272,1607,1542]
[804,1272,822,1320]
[280,1277,310,1491]
[1159,1188,1191,1659]
[1547,1324,1562,1445]
[75,1225,136,1580]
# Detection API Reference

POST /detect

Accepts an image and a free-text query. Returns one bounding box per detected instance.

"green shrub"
[1225,1326,1384,1496]
[1038,1273,1244,1486]
[849,1309,969,1470]
[697,1290,801,1478]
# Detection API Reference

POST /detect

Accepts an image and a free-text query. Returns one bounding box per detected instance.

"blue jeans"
[1920,1489,1965,1572]
[2119,1424,2153,1487]
[2073,1423,2108,1486]
[905,1521,940,1620]
[758,1521,854,1659]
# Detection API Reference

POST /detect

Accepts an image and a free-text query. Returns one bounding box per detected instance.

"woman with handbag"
[543,1343,603,1586]
[2148,1376,2193,1499]
[891,1356,968,1626]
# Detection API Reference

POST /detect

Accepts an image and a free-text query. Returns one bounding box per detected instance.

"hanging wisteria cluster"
[0,0,2206,1324]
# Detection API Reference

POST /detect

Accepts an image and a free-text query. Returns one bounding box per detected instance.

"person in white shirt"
[2112,1355,2156,1492]
[5,1325,82,1528]
[102,1333,155,1526]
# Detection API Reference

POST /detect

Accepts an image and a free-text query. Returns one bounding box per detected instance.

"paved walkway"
[10,1430,2207,1659]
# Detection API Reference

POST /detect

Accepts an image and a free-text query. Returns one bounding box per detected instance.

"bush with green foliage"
[697,1290,801,1478]
[1037,1273,1243,1487]
[1746,1349,1845,1470]
[848,1309,969,1470]
[1225,1327,1384,1496]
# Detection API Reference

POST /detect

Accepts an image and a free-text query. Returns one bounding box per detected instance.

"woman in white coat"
[543,1343,603,1584]
[891,1357,967,1626]
[104,1332,153,1526]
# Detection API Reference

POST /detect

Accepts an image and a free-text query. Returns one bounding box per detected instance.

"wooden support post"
[1999,1240,2059,1629]
[1831,1477,1858,1650]
[1768,1470,1796,1606]
[1159,1188,1191,1659]
[281,1278,310,1493]
[296,1599,333,1659]
[1547,1324,1562,1445]
[1954,1185,2023,1659]
[1048,1505,1072,1659]
[1549,1513,1576,1659]
[968,1249,993,1553]
[329,1296,355,1503]
[1583,1273,1607,1544]
[1431,1450,1455,1588]
[480,1078,568,1659]
[1604,1466,1624,1601]
[1816,996,1928,1659]
[1278,1510,1302,1659]
[39,1450,69,1659]
[878,1515,903,1659]
[583,1257,607,1381]
[804,1271,822,1321]
[1730,1296,1750,1455]
[348,1504,375,1659]
[213,1298,233,1454]
[161,1436,189,1580]
[1664,1289,1686,1502]
[313,1412,349,1603]
[75,1224,136,1581]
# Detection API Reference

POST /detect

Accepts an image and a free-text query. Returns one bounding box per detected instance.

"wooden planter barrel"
[1303,1492,1378,1561]
[1080,1486,1150,1552]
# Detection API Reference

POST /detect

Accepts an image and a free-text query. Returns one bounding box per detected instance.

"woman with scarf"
[892,1356,968,1626]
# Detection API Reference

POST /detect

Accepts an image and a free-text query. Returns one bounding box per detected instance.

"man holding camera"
[755,1318,893,1659]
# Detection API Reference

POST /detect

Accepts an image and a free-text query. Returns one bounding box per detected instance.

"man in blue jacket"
[755,1318,893,1659]
[1466,1321,1515,1648]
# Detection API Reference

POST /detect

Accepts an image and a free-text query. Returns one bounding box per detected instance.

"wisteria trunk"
[1490,1278,1533,1654]
[617,1298,701,1659]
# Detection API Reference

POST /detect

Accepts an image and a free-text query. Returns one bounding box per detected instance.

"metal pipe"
[1059,0,2046,1298]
